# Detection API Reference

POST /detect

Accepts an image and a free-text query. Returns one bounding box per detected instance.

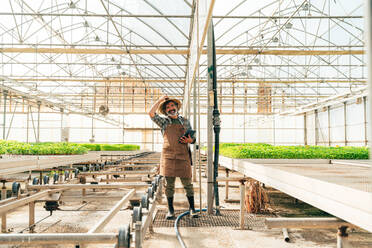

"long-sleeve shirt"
[151,113,196,143]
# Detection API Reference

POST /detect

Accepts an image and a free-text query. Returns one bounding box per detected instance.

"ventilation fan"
[99,105,109,116]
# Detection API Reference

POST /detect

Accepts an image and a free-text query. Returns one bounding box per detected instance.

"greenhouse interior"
[0,0,371,247]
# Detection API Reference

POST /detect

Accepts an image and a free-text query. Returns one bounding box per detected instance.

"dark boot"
[187,196,199,218]
[166,197,175,220]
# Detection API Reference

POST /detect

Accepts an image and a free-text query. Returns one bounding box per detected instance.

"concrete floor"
[2,157,372,248]
[144,227,335,248]
[143,170,372,248]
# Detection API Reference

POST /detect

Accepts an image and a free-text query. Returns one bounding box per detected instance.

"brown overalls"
[160,123,192,178]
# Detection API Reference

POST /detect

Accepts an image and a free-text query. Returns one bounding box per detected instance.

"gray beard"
[167,110,178,117]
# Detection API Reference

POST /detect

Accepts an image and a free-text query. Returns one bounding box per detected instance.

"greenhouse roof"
[0,0,365,118]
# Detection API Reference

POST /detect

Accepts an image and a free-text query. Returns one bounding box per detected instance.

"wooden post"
[1,214,6,233]
[82,189,86,204]
[239,182,245,229]
[106,175,109,184]
[29,202,35,233]
[1,183,6,200]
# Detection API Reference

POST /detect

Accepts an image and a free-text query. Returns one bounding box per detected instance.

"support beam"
[0,47,365,55]
[265,217,354,229]
[363,96,368,146]
[88,189,135,233]
[26,183,149,190]
[0,233,117,245]
[2,91,7,140]
[183,0,216,115]
[344,102,347,146]
[327,106,331,146]
[206,21,214,215]
[0,190,54,215]
[79,170,156,176]
[11,78,366,84]
[239,183,245,230]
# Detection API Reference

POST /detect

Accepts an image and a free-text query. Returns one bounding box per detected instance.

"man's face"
[165,101,178,117]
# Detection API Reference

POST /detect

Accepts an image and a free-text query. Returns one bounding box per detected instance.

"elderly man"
[149,95,198,219]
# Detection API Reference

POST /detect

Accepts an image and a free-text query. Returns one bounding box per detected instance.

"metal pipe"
[36,101,41,143]
[88,189,135,233]
[211,22,221,215]
[193,49,197,182]
[26,183,149,190]
[206,21,214,215]
[366,0,372,199]
[265,218,355,229]
[239,183,245,230]
[2,90,7,139]
[0,233,117,245]
[26,105,29,142]
[337,226,349,248]
[282,228,290,242]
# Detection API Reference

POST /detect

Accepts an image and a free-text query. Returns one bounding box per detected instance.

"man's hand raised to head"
[159,95,169,103]
[149,94,169,118]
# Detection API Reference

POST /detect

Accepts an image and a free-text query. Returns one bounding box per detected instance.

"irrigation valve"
[213,110,221,132]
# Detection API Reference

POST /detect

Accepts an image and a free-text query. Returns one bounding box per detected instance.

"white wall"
[0,97,368,151]
[305,97,368,147]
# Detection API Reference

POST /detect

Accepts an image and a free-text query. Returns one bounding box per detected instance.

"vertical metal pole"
[239,182,245,229]
[327,106,331,146]
[193,61,197,182]
[36,101,41,143]
[151,97,154,151]
[272,117,276,145]
[244,88,247,143]
[92,87,96,143]
[26,104,30,142]
[314,109,318,145]
[363,96,368,146]
[60,108,64,142]
[304,113,308,146]
[336,226,349,248]
[207,22,214,214]
[366,0,372,199]
[344,102,347,146]
[197,3,202,212]
[225,169,229,201]
[121,82,125,144]
[2,90,7,140]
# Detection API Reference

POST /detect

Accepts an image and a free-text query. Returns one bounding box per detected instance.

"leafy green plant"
[219,143,368,159]
[0,140,140,155]
[99,144,140,151]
